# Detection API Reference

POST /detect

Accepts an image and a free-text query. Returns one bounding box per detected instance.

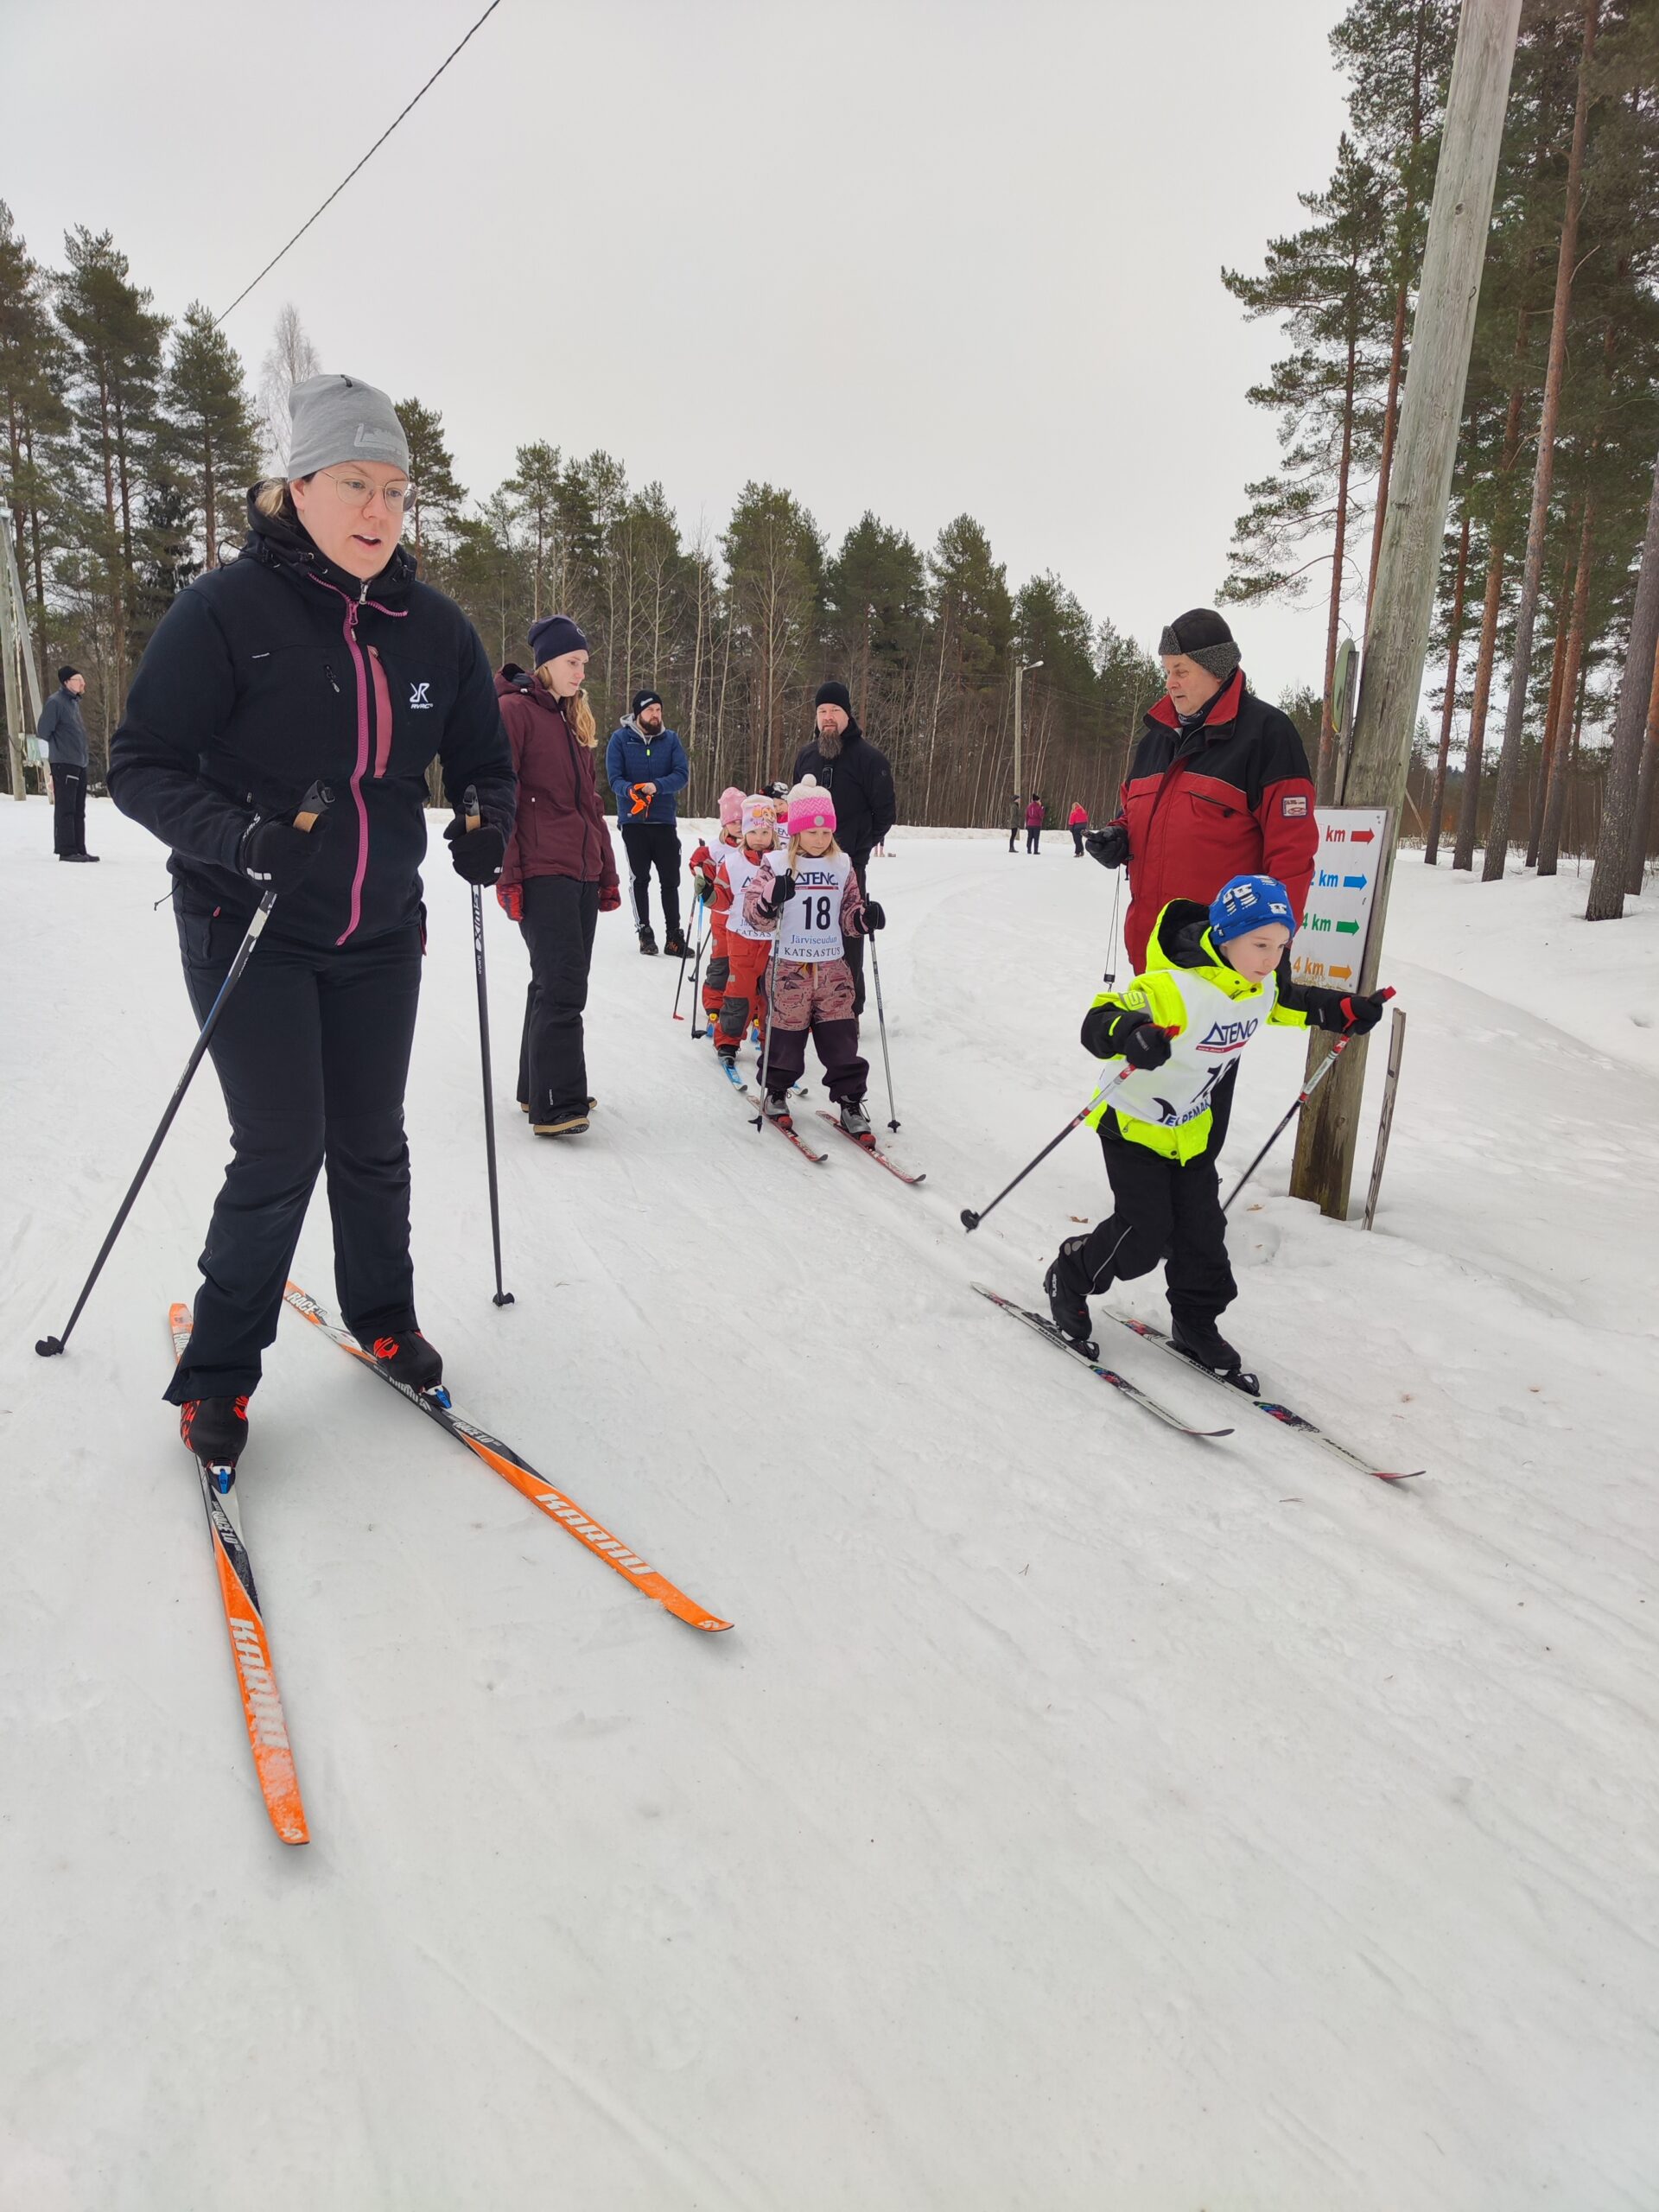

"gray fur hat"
[287,374,410,479]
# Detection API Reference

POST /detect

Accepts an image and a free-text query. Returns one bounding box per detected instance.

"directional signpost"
[1289,806,1390,991]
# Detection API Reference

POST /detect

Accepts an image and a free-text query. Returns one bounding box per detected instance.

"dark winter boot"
[1170,1313,1243,1378]
[663,928,689,958]
[1043,1237,1096,1351]
[371,1331,445,1394]
[637,928,658,956]
[181,1394,250,1471]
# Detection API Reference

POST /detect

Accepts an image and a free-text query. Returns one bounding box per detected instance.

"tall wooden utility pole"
[1292,0,1521,1217]
[1,517,46,801]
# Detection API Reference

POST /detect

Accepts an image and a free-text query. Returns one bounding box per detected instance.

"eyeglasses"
[314,467,411,513]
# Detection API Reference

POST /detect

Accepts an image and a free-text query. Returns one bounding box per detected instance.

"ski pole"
[752,933,784,1131]
[1219,991,1394,1215]
[36,781,334,1357]
[868,932,899,1132]
[462,787,513,1308]
[960,1029,1178,1232]
[671,891,701,1021]
[1102,868,1124,989]
[687,897,711,1036]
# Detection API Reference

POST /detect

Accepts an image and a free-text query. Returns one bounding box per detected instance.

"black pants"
[1071,825,1086,856]
[1027,826,1041,853]
[168,913,424,1402]
[620,821,681,938]
[1008,828,1020,851]
[516,874,600,1122]
[53,765,88,855]
[1074,1114,1238,1328]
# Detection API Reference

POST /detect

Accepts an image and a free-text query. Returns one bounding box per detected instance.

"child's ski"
[971,1285,1233,1438]
[716,1056,804,1102]
[755,1110,829,1163]
[168,1306,309,1845]
[282,1284,733,1630]
[814,1112,925,1184]
[1099,1308,1423,1484]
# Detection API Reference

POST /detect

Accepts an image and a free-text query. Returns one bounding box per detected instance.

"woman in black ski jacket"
[108,373,515,1471]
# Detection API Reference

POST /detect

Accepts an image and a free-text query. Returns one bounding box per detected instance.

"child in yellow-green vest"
[1043,874,1391,1379]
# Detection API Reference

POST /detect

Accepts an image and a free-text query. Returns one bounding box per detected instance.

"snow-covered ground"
[3,798,1656,2211]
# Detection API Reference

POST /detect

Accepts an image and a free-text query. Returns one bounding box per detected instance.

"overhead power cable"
[213,0,505,327]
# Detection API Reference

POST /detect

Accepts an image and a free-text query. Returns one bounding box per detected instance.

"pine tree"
[503,439,562,619]
[1220,135,1392,798]
[395,397,465,566]
[0,202,69,693]
[163,302,260,569]
[721,482,824,787]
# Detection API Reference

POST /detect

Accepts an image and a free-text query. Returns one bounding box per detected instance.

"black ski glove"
[1085,823,1130,871]
[445,817,506,886]
[1335,989,1390,1034]
[1120,1014,1173,1070]
[763,869,796,917]
[859,899,886,934]
[240,800,333,896]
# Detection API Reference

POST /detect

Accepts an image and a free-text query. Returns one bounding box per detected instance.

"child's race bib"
[777,853,854,963]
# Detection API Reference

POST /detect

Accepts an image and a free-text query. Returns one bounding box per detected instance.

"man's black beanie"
[57,665,79,685]
[815,680,852,715]
[1158,609,1241,682]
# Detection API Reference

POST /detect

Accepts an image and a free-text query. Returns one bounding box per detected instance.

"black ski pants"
[620,821,682,939]
[1071,824,1086,856]
[1027,825,1041,853]
[1074,1115,1237,1328]
[53,764,88,855]
[516,874,600,1123]
[168,913,424,1402]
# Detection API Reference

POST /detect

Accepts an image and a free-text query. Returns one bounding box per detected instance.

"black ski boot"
[637,928,658,956]
[663,927,689,958]
[1170,1313,1254,1389]
[181,1394,250,1471]
[1043,1237,1097,1354]
[371,1330,446,1396]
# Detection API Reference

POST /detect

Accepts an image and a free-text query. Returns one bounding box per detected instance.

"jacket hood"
[241,486,416,605]
[1147,898,1264,999]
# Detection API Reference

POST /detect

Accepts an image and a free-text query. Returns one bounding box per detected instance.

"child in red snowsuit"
[743,776,885,1138]
[715,794,785,1065]
[689,786,744,1033]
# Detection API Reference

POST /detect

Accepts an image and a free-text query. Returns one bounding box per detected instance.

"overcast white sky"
[8,0,1359,701]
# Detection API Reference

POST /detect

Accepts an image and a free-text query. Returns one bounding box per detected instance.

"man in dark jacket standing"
[1088,609,1318,975]
[40,667,98,861]
[792,681,896,1014]
[606,690,689,956]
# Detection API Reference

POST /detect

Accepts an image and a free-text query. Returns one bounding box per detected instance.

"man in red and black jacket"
[1088,609,1318,975]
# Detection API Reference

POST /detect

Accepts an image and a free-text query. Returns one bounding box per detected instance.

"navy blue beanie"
[1209,874,1295,947]
[529,614,588,666]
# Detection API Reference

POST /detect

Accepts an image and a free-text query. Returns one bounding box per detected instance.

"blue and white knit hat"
[1209,874,1294,946]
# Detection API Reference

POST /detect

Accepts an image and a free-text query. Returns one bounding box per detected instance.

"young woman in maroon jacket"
[495,617,621,1137]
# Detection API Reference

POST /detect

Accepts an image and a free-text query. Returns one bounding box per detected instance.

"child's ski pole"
[960,1030,1178,1232]
[752,935,783,1129]
[868,934,899,1132]
[1220,990,1395,1214]
[687,899,711,1035]
[672,893,705,1022]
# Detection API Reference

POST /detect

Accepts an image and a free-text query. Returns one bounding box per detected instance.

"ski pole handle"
[294,779,334,832]
[461,782,481,835]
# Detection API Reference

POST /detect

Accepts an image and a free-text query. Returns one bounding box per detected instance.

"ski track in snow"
[2,799,1657,2209]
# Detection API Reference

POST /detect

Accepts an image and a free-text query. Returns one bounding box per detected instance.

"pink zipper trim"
[368,647,393,778]
[307,575,405,946]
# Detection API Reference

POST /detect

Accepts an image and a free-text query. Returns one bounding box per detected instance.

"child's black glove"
[860,899,886,934]
[1085,823,1129,870]
[1121,1014,1173,1070]
[1335,990,1390,1034]
[763,869,797,918]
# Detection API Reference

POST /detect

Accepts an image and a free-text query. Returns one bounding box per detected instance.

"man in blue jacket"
[606,689,690,955]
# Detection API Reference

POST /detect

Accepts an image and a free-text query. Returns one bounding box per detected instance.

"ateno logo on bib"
[1197,1015,1259,1052]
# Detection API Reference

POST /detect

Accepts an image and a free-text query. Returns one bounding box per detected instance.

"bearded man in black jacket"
[791,681,896,1015]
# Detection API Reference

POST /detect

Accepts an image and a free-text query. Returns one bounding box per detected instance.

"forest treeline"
[3,0,1657,861]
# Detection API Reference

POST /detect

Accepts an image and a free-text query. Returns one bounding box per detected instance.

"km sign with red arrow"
[1291,807,1390,989]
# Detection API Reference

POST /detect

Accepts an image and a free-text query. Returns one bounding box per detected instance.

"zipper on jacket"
[323,661,341,695]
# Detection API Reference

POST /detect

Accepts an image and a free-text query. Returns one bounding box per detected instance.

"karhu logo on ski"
[409,680,433,710]
[1198,1015,1259,1052]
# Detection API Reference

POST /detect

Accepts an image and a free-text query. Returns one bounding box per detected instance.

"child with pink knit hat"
[741,776,886,1137]
[715,793,785,1067]
[688,787,745,1037]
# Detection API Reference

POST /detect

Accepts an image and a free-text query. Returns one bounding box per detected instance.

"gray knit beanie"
[287,374,410,479]
[1158,607,1241,682]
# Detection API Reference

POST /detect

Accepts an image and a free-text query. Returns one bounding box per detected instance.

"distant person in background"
[1068,799,1089,857]
[1008,792,1022,853]
[1025,793,1046,854]
[498,617,621,1139]
[41,667,97,862]
[606,689,689,957]
[791,680,895,1016]
[1085,607,1318,974]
